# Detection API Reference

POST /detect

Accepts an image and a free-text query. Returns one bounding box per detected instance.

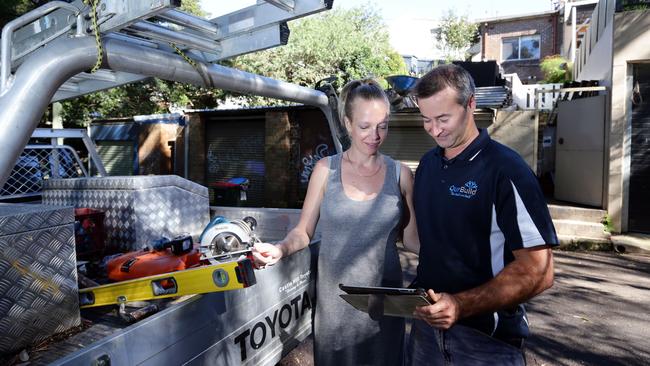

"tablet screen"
[339,284,427,297]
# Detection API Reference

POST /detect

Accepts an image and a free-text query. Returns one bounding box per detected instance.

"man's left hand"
[413,290,462,330]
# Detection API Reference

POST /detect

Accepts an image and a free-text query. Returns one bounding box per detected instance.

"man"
[408,64,558,365]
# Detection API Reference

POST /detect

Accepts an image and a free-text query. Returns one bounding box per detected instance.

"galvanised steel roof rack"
[0,0,341,190]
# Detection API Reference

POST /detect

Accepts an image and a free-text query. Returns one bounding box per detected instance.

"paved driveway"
[280,250,650,366]
[525,251,650,366]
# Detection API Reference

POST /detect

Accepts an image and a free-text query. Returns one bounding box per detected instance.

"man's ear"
[467,94,476,111]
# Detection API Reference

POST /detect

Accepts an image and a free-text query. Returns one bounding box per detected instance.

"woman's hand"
[251,242,284,268]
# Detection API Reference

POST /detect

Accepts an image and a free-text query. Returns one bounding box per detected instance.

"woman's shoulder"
[381,153,403,170]
[315,153,341,174]
[315,156,330,169]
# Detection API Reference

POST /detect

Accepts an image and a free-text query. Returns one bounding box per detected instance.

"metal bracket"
[265,0,296,12]
[1,1,82,93]
[94,0,180,34]
[54,70,147,102]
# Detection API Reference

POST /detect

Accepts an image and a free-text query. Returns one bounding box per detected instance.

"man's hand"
[413,290,462,329]
[251,242,283,269]
[413,247,554,328]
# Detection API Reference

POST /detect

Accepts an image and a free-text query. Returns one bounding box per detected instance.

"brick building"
[477,10,561,83]
[475,1,597,83]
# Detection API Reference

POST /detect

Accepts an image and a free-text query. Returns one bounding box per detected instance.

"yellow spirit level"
[79,258,256,308]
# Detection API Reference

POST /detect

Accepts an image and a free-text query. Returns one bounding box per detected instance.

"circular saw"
[199,216,260,264]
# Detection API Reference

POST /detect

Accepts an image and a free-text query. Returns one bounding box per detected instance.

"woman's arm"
[399,163,420,254]
[253,157,330,265]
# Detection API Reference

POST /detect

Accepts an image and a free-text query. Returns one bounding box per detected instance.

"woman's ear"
[344,116,352,133]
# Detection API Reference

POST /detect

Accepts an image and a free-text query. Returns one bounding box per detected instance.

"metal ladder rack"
[1,0,333,102]
[0,0,340,190]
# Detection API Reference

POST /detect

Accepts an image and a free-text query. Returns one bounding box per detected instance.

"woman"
[253,78,419,366]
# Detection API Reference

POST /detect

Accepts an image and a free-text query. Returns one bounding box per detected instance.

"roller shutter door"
[205,117,265,207]
[381,113,436,172]
[96,140,135,176]
[630,64,650,233]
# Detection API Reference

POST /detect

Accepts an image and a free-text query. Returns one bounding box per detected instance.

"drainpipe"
[571,6,577,63]
[552,13,558,55]
[481,23,487,61]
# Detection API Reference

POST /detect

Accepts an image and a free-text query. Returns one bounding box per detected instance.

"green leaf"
[434,10,478,61]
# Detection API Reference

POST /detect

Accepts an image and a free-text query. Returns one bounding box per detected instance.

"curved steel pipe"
[0,36,336,188]
[0,36,98,189]
[102,38,329,108]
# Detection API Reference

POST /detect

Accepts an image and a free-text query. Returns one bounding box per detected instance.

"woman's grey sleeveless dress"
[314,153,404,366]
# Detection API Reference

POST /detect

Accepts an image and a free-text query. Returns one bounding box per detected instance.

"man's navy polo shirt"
[413,128,558,337]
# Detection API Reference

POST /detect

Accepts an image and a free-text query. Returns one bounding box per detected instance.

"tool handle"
[120,304,159,323]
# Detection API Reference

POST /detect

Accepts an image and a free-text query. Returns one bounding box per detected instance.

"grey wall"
[487,111,538,171]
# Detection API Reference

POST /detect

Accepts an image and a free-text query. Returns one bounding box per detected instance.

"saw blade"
[213,232,243,253]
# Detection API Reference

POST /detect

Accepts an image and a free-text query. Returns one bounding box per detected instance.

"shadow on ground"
[279,250,650,366]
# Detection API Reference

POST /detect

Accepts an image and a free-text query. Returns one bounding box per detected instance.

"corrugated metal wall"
[382,112,436,172]
[96,141,135,176]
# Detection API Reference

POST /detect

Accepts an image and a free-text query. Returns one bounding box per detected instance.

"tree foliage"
[177,0,207,17]
[434,10,478,61]
[6,2,405,124]
[540,55,571,83]
[0,0,43,28]
[231,6,407,106]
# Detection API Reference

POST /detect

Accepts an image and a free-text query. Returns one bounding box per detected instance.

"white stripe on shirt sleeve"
[490,204,506,276]
[510,181,546,247]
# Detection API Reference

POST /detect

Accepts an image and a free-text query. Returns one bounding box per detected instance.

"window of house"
[502,35,540,61]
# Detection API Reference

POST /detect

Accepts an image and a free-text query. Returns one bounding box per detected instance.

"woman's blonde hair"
[338,78,389,127]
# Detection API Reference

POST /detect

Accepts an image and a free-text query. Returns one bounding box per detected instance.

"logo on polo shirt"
[449,181,478,199]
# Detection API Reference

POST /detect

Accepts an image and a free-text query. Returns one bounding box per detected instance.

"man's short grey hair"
[414,64,476,108]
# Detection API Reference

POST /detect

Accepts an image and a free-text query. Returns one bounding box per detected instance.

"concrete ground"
[525,251,650,366]
[611,233,650,255]
[279,249,650,366]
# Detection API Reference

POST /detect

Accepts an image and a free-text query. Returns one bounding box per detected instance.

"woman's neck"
[344,149,383,177]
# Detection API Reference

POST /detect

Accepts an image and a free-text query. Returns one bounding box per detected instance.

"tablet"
[338,284,432,319]
[339,284,428,297]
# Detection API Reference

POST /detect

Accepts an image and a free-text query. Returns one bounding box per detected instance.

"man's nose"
[427,122,442,136]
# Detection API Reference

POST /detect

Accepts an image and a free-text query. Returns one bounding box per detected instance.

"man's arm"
[414,245,554,329]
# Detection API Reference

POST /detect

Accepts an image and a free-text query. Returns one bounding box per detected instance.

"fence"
[505,73,563,110]
[573,0,617,77]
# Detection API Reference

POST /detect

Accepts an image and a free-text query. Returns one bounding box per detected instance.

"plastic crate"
[74,208,106,261]
[210,177,249,206]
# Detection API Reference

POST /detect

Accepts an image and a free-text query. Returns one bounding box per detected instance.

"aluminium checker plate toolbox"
[0,203,80,354]
[43,175,210,252]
